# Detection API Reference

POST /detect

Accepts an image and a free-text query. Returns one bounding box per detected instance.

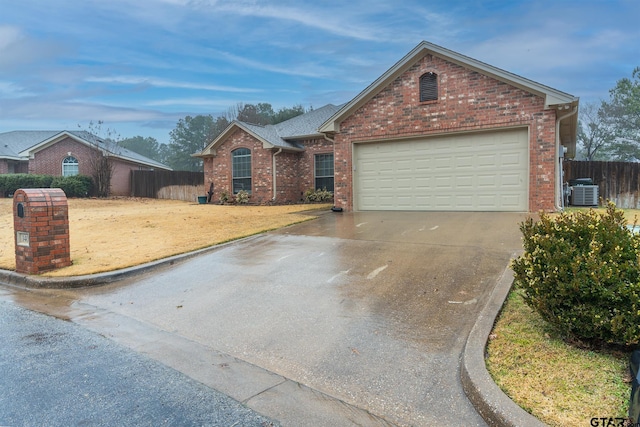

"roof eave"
[110,154,172,170]
[552,100,580,158]
[282,132,325,141]
[271,145,304,153]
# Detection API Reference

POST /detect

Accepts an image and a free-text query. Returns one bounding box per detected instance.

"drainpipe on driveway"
[272,148,282,201]
[555,105,578,211]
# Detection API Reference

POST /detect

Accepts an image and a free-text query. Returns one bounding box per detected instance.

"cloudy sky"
[1,0,638,145]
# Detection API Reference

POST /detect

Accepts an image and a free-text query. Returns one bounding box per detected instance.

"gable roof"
[0,130,170,170]
[0,131,61,160]
[319,40,579,136]
[198,104,341,157]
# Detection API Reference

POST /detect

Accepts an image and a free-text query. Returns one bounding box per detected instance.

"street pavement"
[0,300,279,427]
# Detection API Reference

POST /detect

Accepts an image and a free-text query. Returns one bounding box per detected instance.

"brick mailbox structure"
[13,188,71,274]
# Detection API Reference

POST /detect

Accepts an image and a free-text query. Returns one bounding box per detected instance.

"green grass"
[486,288,631,426]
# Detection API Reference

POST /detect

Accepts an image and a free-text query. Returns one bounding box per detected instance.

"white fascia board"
[18,131,71,156]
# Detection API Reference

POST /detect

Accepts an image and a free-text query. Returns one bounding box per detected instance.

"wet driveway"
[1,211,527,426]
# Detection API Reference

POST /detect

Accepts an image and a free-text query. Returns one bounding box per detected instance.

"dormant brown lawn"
[0,198,329,277]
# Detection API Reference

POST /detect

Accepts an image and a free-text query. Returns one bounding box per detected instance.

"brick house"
[197,104,340,205]
[200,41,579,212]
[0,130,171,196]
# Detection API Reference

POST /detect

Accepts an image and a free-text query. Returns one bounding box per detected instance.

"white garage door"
[354,128,528,211]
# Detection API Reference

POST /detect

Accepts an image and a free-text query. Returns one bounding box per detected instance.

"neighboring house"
[203,40,579,212]
[0,130,171,196]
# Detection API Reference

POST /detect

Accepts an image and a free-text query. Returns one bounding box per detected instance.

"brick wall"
[204,129,272,204]
[273,151,300,202]
[297,137,334,195]
[334,53,557,212]
[203,128,332,204]
[30,137,96,176]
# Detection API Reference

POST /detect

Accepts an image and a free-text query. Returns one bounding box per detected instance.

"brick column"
[13,188,71,274]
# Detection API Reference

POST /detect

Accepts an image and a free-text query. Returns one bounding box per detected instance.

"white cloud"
[222,2,381,41]
[2,98,171,123]
[210,49,334,79]
[0,25,65,70]
[85,76,261,93]
[0,25,23,50]
[0,81,33,98]
[144,97,241,107]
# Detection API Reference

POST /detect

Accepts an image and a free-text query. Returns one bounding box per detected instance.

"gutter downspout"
[272,148,282,201]
[555,106,578,211]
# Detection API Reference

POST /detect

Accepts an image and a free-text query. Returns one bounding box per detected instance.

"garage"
[353,128,529,211]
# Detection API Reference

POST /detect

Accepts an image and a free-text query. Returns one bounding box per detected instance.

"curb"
[461,260,546,427]
[0,234,264,290]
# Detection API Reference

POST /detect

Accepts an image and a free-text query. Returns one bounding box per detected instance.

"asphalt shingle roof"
[0,131,60,158]
[233,104,342,150]
[274,104,342,138]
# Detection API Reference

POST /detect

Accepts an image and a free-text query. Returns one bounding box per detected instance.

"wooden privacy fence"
[564,160,640,209]
[130,170,204,202]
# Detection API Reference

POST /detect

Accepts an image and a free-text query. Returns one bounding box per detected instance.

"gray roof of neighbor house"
[0,131,60,160]
[197,104,342,156]
[0,130,171,170]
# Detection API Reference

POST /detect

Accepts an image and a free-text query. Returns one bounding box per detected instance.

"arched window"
[62,156,79,177]
[419,72,438,102]
[232,148,251,194]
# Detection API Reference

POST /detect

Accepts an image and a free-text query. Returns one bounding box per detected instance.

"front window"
[62,156,79,177]
[314,153,334,192]
[232,148,251,194]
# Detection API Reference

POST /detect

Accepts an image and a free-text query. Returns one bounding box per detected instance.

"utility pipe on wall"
[272,148,282,201]
[555,106,578,211]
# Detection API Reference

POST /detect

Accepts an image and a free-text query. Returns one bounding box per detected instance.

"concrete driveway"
[1,211,527,426]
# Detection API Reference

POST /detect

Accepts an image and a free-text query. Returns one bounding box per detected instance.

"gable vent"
[420,72,438,102]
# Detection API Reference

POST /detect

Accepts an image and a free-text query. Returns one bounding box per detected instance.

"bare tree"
[78,121,121,197]
[577,102,616,160]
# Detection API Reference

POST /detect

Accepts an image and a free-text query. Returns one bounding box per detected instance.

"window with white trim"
[62,156,79,177]
[314,153,334,192]
[232,148,251,194]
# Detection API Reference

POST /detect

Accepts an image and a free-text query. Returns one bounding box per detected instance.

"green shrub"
[511,202,640,347]
[0,174,54,197]
[303,187,333,203]
[50,175,94,197]
[235,189,249,204]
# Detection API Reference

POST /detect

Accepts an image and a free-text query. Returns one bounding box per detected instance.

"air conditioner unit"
[571,185,598,206]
